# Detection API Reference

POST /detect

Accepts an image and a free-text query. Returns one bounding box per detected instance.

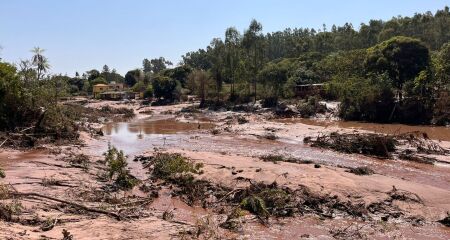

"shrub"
[297,96,327,118]
[103,145,138,189]
[151,152,203,180]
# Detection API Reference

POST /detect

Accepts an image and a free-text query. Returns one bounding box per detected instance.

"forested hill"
[183,6,450,64]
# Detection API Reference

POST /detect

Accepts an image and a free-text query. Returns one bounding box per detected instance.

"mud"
[0,100,449,239]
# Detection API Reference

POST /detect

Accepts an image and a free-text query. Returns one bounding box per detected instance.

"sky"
[1,0,450,76]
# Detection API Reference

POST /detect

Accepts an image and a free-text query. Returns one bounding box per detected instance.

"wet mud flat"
[1,101,450,239]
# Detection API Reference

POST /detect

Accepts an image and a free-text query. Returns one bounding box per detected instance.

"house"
[294,83,326,98]
[93,84,109,98]
[92,82,130,100]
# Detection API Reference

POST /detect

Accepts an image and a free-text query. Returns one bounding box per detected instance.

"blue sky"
[1,0,449,76]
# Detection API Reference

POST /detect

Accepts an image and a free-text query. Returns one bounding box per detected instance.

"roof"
[93,84,108,87]
[295,83,325,87]
[100,91,128,95]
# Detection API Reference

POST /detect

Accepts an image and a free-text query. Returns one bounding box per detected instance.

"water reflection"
[103,118,215,136]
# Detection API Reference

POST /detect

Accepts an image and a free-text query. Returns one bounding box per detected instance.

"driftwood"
[11,192,122,220]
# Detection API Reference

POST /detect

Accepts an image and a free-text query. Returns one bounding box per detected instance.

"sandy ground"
[1,99,450,239]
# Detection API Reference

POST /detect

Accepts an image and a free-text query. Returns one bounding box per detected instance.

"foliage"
[144,85,153,98]
[297,96,327,117]
[332,74,396,122]
[143,57,173,74]
[365,36,430,91]
[187,70,212,106]
[124,69,141,87]
[150,152,203,180]
[152,75,179,101]
[103,145,138,190]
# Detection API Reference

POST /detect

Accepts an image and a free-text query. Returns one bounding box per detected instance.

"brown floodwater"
[94,114,450,190]
[275,118,450,141]
[103,117,215,136]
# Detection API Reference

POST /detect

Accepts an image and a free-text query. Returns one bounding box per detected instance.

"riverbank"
[1,99,449,239]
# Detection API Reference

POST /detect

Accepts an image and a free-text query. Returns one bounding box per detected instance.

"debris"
[306,132,396,158]
[62,229,74,240]
[348,166,375,175]
[237,116,249,124]
[438,212,450,227]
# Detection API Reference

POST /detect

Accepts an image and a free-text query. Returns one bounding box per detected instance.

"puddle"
[275,118,450,141]
[103,117,215,136]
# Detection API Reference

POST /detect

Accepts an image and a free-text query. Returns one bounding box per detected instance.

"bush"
[334,75,396,122]
[151,152,203,180]
[152,75,179,102]
[297,96,327,118]
[103,145,138,189]
[35,106,80,141]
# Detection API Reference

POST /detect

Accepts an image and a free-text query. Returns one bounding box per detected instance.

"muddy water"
[96,114,450,191]
[275,118,450,141]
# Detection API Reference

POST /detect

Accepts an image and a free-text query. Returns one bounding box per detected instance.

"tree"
[208,38,225,101]
[243,19,265,102]
[188,70,211,107]
[435,42,450,88]
[142,59,152,73]
[124,69,142,87]
[224,27,241,97]
[31,47,50,81]
[86,69,100,81]
[365,36,430,96]
[152,75,178,101]
[182,49,211,70]
[258,60,290,99]
[142,57,173,74]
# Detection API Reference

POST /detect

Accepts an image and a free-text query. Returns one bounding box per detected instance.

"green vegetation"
[175,8,450,124]
[150,152,203,180]
[103,145,138,190]
[1,7,449,125]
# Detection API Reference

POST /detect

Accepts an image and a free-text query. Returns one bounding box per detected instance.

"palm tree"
[31,47,50,80]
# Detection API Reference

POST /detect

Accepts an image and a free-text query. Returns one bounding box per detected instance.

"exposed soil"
[1,99,449,239]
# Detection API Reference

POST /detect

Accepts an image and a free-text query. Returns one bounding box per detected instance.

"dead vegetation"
[259,154,313,165]
[65,153,90,171]
[0,103,135,149]
[348,166,375,175]
[330,224,368,240]
[139,151,424,231]
[305,131,449,162]
[305,132,396,158]
[438,212,450,227]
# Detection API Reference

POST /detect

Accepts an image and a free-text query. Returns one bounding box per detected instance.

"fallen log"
[11,192,122,220]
